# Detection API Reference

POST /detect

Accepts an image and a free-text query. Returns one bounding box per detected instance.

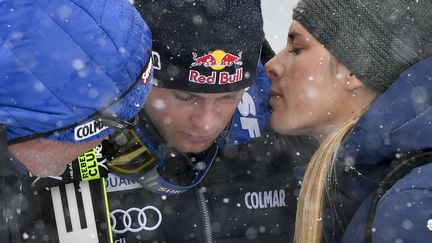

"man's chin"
[175,141,213,154]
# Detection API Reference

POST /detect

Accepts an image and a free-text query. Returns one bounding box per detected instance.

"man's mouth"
[181,132,214,143]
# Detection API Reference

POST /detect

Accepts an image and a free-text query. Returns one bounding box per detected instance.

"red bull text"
[189,68,243,84]
[189,50,244,85]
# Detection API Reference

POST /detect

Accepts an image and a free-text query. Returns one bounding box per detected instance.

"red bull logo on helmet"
[189,50,244,85]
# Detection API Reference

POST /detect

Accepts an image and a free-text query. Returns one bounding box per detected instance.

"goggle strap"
[138,145,219,195]
[95,114,136,131]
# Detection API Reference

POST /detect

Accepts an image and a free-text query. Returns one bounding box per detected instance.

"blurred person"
[0,0,152,241]
[0,0,153,177]
[103,0,317,242]
[265,0,432,242]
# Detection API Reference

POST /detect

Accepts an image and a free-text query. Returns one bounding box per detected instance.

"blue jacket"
[0,0,153,143]
[228,60,271,144]
[325,57,432,242]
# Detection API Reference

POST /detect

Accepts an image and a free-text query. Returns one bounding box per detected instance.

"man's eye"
[224,95,237,102]
[218,94,239,104]
[174,94,194,102]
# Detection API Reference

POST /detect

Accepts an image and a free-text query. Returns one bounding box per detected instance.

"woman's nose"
[265,54,284,82]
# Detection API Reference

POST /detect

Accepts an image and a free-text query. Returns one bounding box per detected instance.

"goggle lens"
[103,129,156,175]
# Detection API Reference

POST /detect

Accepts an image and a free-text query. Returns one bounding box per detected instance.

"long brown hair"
[294,118,359,243]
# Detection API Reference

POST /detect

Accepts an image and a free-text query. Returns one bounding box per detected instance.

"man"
[103,0,269,194]
[105,1,317,242]
[0,0,153,242]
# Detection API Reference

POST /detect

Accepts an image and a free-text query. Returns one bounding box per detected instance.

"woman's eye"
[288,48,302,55]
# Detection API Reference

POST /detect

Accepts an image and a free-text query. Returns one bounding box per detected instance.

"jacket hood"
[0,0,153,143]
[339,57,432,168]
[324,57,432,243]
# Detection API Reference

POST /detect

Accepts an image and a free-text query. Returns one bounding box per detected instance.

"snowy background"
[262,0,299,52]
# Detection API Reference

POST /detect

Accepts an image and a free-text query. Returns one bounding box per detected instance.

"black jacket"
[107,132,317,243]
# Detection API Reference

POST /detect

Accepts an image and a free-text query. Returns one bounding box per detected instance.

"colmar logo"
[244,189,287,209]
[189,50,244,85]
[74,120,108,141]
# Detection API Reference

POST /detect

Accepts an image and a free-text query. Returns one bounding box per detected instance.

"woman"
[265,0,432,242]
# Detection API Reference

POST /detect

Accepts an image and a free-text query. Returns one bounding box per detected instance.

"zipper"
[197,186,213,243]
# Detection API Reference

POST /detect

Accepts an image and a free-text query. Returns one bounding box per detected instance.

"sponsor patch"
[106,173,143,193]
[188,50,244,85]
[244,189,287,209]
[77,149,101,181]
[110,206,162,234]
[237,88,260,138]
[74,120,108,141]
[141,57,153,85]
[151,51,161,70]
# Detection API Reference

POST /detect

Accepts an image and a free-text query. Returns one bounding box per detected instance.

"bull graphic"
[220,52,242,66]
[191,52,217,67]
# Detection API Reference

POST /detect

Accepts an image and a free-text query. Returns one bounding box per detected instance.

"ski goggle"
[103,128,156,175]
[91,114,158,176]
[97,112,225,196]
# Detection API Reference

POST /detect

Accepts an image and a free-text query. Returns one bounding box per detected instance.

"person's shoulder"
[372,163,432,242]
[373,188,432,242]
[384,161,432,194]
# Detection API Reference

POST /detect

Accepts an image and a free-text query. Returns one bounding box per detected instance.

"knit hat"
[0,0,153,143]
[293,0,432,93]
[135,0,264,93]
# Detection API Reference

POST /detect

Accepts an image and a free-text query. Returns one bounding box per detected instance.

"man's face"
[144,87,244,153]
[8,137,104,176]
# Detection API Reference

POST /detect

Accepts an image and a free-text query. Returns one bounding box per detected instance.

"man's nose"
[190,102,220,131]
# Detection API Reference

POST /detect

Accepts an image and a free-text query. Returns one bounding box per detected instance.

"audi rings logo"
[110,206,162,234]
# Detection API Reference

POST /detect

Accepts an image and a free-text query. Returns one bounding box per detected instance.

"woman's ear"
[335,62,367,92]
[345,73,367,91]
[344,70,379,107]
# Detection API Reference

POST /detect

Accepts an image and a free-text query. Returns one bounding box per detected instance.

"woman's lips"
[269,90,284,109]
[270,90,283,99]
